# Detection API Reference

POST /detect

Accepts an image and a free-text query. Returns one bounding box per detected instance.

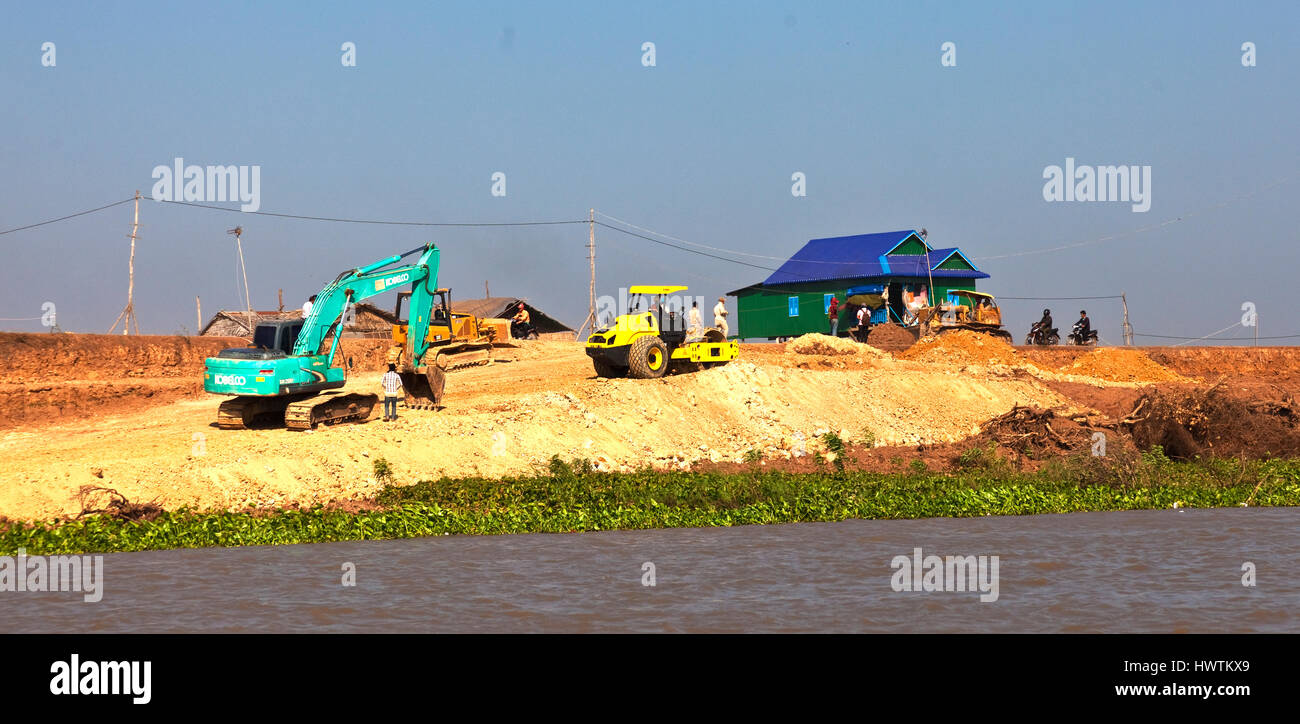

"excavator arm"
[295,244,442,366]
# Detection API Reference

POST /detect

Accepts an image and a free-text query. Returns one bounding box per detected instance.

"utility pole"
[108,191,142,334]
[485,280,490,298]
[1121,292,1134,345]
[227,226,253,334]
[575,208,597,338]
[277,288,283,312]
[196,296,201,334]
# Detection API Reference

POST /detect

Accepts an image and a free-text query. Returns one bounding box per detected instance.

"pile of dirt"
[0,345,1078,520]
[1123,386,1300,459]
[1061,348,1188,384]
[1146,346,1300,383]
[899,330,1020,367]
[788,333,884,356]
[864,323,917,352]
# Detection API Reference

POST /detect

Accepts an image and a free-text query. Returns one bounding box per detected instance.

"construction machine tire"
[400,366,446,410]
[627,336,669,379]
[592,357,627,378]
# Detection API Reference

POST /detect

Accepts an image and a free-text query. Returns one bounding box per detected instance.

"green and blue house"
[727,230,989,340]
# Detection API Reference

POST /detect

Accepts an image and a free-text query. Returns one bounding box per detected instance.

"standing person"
[856,305,868,341]
[827,296,840,336]
[380,363,403,422]
[713,297,729,337]
[688,300,703,335]
[301,295,316,319]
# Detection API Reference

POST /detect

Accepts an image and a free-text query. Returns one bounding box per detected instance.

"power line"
[145,197,589,227]
[974,175,1293,261]
[593,221,780,272]
[0,197,135,236]
[596,210,800,262]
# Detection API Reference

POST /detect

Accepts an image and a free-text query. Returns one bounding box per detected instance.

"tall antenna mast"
[228,226,254,335]
[576,208,597,338]
[108,190,142,334]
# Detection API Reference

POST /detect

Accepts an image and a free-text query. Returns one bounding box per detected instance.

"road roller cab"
[585,285,738,378]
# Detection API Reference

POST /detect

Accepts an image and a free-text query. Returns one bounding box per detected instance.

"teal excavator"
[202,243,491,430]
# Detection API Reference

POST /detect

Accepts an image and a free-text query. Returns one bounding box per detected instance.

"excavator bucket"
[400,366,445,410]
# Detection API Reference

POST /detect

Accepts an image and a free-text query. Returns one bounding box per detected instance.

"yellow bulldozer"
[386,288,496,409]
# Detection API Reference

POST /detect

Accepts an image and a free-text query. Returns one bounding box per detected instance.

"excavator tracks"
[284,392,379,431]
[216,395,302,430]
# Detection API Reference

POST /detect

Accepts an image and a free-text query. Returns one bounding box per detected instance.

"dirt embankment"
[0,333,245,428]
[1,331,1298,522]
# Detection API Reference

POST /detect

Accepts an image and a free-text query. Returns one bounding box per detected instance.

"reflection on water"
[2,507,1296,633]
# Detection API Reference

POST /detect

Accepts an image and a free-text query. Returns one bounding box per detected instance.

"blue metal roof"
[761,231,987,285]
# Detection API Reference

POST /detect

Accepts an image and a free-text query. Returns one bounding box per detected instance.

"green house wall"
[734,277,978,340]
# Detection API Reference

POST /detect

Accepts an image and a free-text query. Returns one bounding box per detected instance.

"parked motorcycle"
[1025,325,1060,346]
[1067,322,1098,346]
[511,320,540,340]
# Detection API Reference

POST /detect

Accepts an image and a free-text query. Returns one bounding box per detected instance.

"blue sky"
[2,1,1296,343]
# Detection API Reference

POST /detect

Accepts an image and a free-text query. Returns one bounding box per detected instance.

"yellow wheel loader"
[585,285,738,379]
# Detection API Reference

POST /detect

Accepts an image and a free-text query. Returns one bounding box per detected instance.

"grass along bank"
[3,451,1299,555]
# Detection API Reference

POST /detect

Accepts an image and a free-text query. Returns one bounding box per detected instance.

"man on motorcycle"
[511,302,533,339]
[1029,309,1053,343]
[1073,310,1092,343]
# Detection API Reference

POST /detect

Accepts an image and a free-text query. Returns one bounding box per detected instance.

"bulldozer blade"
[401,366,445,410]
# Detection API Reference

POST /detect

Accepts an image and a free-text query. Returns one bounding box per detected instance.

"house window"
[788,296,799,317]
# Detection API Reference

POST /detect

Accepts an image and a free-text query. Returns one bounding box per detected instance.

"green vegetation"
[372,456,395,486]
[3,454,1298,555]
[820,432,846,471]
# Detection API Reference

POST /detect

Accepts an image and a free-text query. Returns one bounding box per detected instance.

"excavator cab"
[392,289,464,344]
[250,320,303,355]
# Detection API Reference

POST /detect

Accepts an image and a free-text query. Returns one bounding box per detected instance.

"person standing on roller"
[713,297,729,338]
[688,300,703,336]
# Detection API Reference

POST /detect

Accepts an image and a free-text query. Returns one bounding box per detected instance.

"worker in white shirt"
[688,300,703,335]
[301,295,316,319]
[713,297,729,337]
[380,363,403,422]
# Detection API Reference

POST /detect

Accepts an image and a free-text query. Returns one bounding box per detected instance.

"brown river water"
[1,507,1296,633]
